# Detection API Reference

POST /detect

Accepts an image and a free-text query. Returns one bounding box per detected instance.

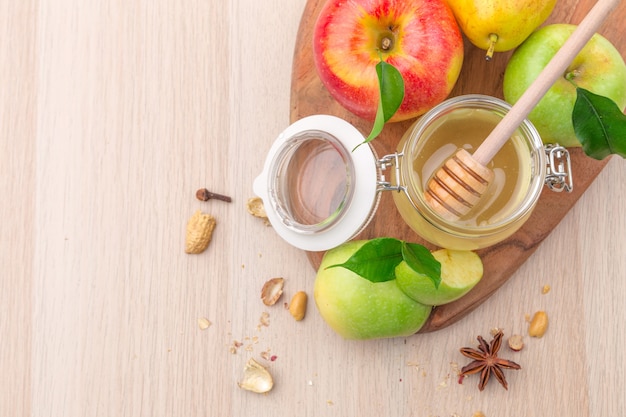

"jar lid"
[253,115,379,251]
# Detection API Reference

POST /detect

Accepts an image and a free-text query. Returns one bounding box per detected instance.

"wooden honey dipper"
[425,0,620,221]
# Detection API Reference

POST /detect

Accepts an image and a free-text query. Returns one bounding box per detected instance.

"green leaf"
[401,242,442,289]
[326,238,441,288]
[360,60,404,147]
[573,87,626,160]
[326,237,403,283]
[376,61,404,123]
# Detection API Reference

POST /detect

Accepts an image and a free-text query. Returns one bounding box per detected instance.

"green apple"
[313,240,432,340]
[395,249,483,306]
[503,24,626,147]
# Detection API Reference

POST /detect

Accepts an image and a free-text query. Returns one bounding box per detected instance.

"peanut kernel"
[528,311,549,338]
[197,317,212,330]
[288,291,308,321]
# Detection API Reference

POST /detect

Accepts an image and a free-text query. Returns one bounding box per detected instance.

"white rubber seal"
[253,115,379,251]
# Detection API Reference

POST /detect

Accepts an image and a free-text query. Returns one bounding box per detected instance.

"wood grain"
[3,0,626,416]
[290,0,624,331]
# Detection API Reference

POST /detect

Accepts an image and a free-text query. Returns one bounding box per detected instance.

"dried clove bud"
[196,188,232,203]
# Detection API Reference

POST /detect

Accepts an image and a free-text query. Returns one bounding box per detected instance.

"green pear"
[313,240,432,340]
[447,0,556,59]
[395,249,483,306]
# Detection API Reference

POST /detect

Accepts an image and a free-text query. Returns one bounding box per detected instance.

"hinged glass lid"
[253,115,379,251]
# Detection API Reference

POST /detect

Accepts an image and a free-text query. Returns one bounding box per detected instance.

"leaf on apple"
[401,242,441,289]
[326,237,403,283]
[360,60,405,147]
[326,237,440,286]
[573,87,626,160]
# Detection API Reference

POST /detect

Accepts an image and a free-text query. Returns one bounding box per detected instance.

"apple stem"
[485,33,498,61]
[381,36,392,51]
[565,69,581,82]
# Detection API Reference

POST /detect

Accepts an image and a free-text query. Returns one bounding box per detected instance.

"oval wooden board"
[290,0,626,332]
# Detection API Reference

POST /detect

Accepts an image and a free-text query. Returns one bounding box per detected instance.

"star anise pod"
[459,330,521,391]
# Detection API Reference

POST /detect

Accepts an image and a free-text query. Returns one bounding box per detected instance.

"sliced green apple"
[395,249,483,306]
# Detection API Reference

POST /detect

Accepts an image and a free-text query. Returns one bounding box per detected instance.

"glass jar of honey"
[389,94,569,250]
[254,95,572,251]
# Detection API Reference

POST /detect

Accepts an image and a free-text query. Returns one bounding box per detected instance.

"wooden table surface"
[2,1,625,416]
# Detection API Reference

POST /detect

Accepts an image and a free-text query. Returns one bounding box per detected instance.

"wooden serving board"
[290,0,626,332]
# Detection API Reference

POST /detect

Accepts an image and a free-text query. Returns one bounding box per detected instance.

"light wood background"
[2,1,625,416]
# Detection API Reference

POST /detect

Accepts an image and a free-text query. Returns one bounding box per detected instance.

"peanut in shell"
[185,210,216,254]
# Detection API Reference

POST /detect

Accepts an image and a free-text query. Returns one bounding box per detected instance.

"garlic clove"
[237,358,274,394]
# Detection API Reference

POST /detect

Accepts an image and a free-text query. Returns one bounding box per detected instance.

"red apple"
[313,0,464,122]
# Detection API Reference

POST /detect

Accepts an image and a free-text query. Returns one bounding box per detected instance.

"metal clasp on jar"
[376,152,405,192]
[544,144,573,193]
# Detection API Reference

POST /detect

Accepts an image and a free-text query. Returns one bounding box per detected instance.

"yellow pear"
[447,0,556,59]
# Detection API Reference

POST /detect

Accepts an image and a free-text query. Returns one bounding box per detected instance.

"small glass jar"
[254,95,572,252]
[253,115,381,251]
